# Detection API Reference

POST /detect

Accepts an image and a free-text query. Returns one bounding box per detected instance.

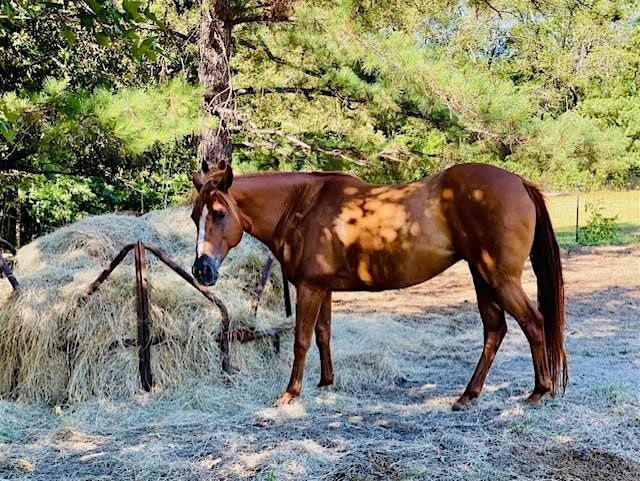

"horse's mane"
[268,178,328,265]
[237,170,359,181]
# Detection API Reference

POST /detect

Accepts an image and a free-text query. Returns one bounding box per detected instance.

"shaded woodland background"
[1,0,639,245]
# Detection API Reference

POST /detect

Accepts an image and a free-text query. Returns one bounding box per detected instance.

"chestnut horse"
[191,161,567,409]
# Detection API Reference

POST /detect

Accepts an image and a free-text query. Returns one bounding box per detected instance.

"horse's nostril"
[202,264,212,278]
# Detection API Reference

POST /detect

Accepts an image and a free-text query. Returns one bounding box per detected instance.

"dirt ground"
[1,245,639,480]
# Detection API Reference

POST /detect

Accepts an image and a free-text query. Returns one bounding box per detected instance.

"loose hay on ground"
[0,212,638,481]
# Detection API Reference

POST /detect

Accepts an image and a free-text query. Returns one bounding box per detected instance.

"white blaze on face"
[197,205,209,257]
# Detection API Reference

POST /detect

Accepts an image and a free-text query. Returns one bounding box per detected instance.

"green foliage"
[231,0,639,186]
[2,0,640,245]
[23,176,98,226]
[0,0,164,61]
[0,76,203,161]
[0,77,202,237]
[93,77,206,154]
[578,202,621,245]
[507,111,633,188]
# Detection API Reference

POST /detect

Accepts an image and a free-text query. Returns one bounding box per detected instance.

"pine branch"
[0,167,86,177]
[234,86,364,103]
[137,23,195,43]
[235,38,322,78]
[472,0,509,18]
[234,124,372,167]
[233,14,295,25]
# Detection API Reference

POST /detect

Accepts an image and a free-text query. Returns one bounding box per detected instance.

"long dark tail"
[523,181,568,394]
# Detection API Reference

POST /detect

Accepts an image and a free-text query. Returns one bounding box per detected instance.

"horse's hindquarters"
[439,164,536,285]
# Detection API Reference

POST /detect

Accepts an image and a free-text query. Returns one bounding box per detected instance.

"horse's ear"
[201,160,210,174]
[192,171,206,192]
[218,161,234,192]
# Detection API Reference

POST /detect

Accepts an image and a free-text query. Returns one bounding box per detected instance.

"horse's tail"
[523,181,568,395]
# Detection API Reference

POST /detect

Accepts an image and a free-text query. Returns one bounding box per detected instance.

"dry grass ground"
[0,210,638,480]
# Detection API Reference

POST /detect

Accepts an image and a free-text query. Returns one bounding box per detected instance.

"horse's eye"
[212,210,226,221]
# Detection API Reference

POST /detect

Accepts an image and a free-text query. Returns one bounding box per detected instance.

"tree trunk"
[198,0,234,169]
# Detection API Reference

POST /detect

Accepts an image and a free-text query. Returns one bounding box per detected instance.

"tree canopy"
[1,0,639,244]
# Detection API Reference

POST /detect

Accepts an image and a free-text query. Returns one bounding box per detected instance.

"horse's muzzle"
[192,255,219,286]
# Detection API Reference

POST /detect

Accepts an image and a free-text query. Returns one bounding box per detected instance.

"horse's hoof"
[453,392,479,411]
[526,392,545,406]
[317,378,334,389]
[452,398,471,411]
[274,391,298,407]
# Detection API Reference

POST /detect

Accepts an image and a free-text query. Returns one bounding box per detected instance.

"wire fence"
[546,189,640,247]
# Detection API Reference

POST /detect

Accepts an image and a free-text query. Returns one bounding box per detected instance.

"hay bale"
[0,207,289,403]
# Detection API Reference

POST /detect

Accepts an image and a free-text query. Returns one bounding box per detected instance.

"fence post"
[134,242,153,392]
[575,179,580,243]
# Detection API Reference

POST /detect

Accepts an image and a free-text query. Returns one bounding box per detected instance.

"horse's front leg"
[275,283,326,406]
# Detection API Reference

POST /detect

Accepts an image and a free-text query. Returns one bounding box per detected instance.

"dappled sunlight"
[325,178,457,287]
[314,391,339,406]
[333,195,410,251]
[555,434,574,445]
[41,426,109,455]
[224,438,336,479]
[472,189,484,202]
[122,443,146,454]
[254,402,308,423]
[197,455,221,470]
[484,381,511,393]
[412,383,438,393]
[499,406,525,420]
[423,396,460,410]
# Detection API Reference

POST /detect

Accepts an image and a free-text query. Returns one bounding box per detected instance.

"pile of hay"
[0,207,289,403]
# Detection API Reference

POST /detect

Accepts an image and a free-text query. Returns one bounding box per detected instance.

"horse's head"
[191,160,243,286]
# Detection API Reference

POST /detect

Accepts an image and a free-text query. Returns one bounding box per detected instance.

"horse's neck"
[231,173,322,253]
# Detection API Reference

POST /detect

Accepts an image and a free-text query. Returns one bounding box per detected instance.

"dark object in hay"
[0,238,16,256]
[0,238,19,291]
[251,256,274,316]
[249,257,293,318]
[80,241,286,391]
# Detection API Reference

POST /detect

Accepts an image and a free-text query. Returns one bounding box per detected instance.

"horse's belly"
[305,184,457,291]
[329,244,458,291]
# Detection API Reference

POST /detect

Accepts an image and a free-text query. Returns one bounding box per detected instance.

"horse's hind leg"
[315,291,334,387]
[494,280,552,403]
[453,269,507,411]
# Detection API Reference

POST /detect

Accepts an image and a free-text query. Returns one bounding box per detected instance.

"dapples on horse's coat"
[191,161,567,409]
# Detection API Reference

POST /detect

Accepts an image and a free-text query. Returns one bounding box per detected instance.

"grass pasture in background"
[546,190,640,246]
